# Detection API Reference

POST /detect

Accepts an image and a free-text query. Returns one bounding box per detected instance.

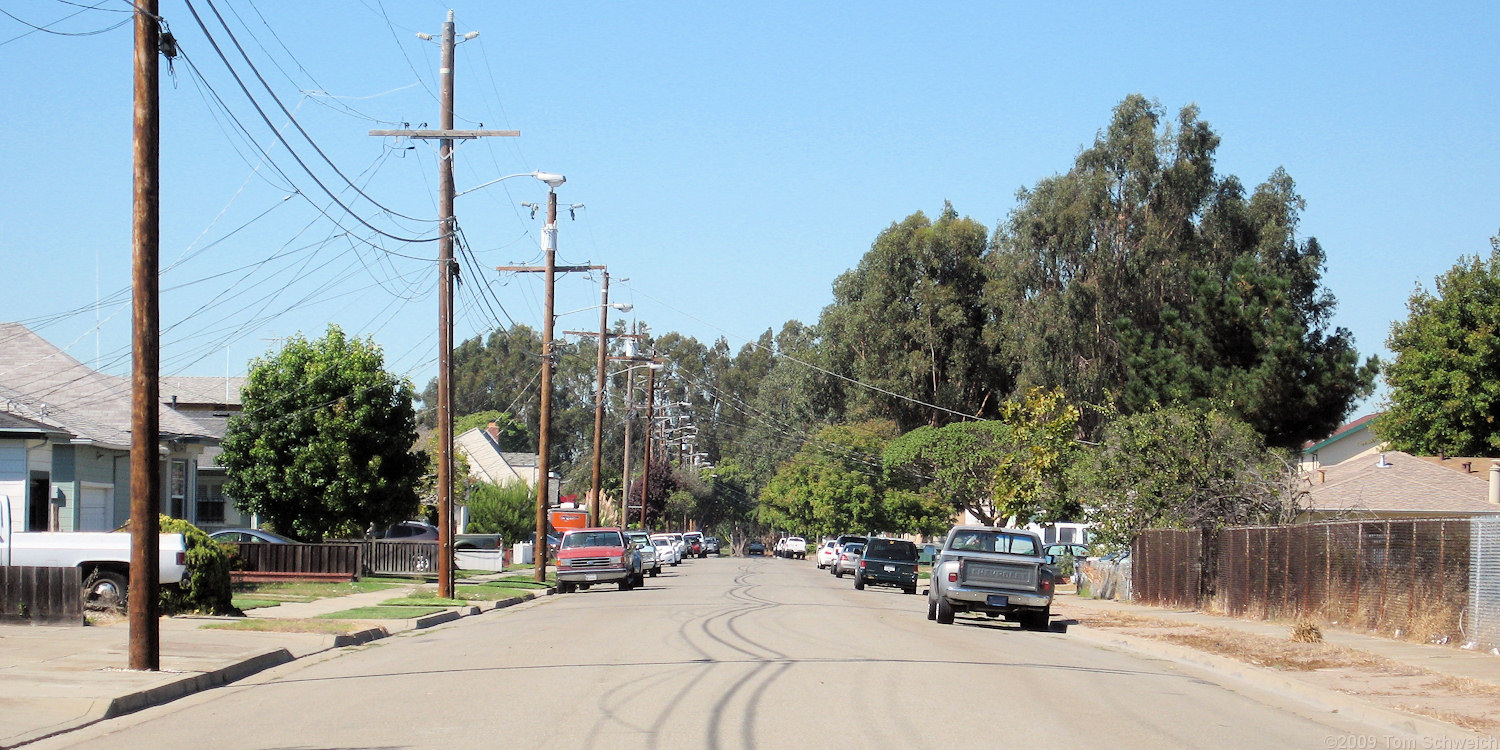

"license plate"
[987,594,1009,607]
[884,565,896,572]
[585,574,597,582]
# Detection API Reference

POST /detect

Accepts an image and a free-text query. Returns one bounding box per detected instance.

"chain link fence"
[1133,517,1497,647]
[1472,517,1500,648]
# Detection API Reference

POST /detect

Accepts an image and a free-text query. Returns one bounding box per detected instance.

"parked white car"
[816,539,838,569]
[1,495,186,609]
[650,534,682,566]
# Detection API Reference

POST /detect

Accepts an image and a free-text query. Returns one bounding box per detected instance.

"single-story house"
[455,422,538,488]
[1300,450,1500,521]
[0,322,214,532]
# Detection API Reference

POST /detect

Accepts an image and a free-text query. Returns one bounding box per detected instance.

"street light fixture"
[455,170,565,199]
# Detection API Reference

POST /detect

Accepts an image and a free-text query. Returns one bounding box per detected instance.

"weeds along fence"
[1134,518,1498,646]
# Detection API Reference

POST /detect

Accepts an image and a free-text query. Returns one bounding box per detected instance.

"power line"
[179,0,440,245]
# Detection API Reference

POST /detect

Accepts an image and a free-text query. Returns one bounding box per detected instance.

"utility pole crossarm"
[368,129,520,139]
[496,265,604,274]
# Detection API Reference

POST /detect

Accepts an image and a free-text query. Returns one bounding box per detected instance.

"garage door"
[79,486,112,531]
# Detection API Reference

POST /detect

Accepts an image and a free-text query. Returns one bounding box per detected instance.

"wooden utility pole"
[369,11,516,598]
[641,361,657,529]
[496,260,606,582]
[129,0,163,672]
[535,187,558,584]
[620,366,634,528]
[589,272,609,522]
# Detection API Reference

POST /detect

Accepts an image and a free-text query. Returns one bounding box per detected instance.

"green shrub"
[158,515,238,615]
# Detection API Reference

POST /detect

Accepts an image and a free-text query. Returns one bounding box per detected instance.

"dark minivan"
[854,537,920,594]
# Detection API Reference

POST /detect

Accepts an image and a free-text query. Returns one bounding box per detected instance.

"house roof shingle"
[0,322,215,448]
[1304,450,1500,516]
[160,376,244,407]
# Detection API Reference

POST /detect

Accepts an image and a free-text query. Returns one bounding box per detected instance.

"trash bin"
[512,541,534,566]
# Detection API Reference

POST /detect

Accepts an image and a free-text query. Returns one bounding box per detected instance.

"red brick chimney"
[487,421,500,443]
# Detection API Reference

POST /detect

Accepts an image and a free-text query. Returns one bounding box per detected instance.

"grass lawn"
[232,598,283,610]
[233,579,405,604]
[201,618,369,635]
[317,606,449,619]
[454,585,539,602]
[379,596,467,607]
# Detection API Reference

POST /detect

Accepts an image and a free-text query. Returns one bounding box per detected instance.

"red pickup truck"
[555,527,643,593]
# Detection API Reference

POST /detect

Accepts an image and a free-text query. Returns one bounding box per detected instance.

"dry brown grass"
[1063,604,1500,734]
[1290,618,1323,643]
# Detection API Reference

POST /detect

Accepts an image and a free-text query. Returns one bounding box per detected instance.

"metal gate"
[1469,517,1500,648]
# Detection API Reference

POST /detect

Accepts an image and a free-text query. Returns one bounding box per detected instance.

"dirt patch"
[1061,604,1500,734]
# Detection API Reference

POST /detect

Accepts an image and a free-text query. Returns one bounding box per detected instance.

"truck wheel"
[84,570,128,611]
[927,596,937,620]
[618,577,633,592]
[904,585,918,595]
[853,573,865,591]
[1023,608,1051,631]
[936,598,955,625]
[558,581,575,594]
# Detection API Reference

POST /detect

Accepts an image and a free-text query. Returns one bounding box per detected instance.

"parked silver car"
[626,531,662,577]
[830,542,864,578]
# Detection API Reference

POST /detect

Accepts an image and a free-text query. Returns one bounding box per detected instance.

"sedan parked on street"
[830,542,864,578]
[627,531,662,577]
[746,541,766,556]
[816,539,837,569]
[650,534,682,566]
[209,528,297,544]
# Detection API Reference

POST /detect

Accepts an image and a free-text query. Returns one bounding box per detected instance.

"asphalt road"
[37,556,1386,749]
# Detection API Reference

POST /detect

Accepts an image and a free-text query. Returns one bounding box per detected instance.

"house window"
[196,482,226,525]
[170,460,187,518]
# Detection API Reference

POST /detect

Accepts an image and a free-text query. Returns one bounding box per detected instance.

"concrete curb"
[7,587,557,747]
[103,647,294,719]
[1064,622,1490,743]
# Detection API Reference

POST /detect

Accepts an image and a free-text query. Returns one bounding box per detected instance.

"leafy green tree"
[464,481,535,542]
[1070,405,1301,546]
[883,388,1079,526]
[820,203,999,430]
[455,411,529,450]
[758,421,904,539]
[1377,244,1500,455]
[221,325,425,541]
[988,95,1375,447]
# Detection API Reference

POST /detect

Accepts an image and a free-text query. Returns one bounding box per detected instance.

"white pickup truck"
[1,496,187,608]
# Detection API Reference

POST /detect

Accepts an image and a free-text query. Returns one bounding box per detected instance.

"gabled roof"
[1302,413,1380,452]
[1304,450,1500,515]
[0,410,71,439]
[454,426,538,485]
[0,323,215,449]
[160,376,244,408]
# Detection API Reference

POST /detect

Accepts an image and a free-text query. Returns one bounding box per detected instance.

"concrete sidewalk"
[0,576,552,748]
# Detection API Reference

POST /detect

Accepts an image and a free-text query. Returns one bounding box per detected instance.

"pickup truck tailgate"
[960,559,1038,589]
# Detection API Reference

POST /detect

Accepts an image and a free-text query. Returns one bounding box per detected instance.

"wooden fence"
[344,540,439,576]
[1132,518,1476,642]
[231,542,362,583]
[1,566,83,625]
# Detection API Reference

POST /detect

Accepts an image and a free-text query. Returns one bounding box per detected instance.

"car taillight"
[176,551,186,566]
[948,571,958,583]
[859,560,866,568]
[1040,576,1053,593]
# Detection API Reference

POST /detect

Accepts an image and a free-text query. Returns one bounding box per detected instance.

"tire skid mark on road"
[581,658,696,750]
[733,659,793,750]
[703,660,770,750]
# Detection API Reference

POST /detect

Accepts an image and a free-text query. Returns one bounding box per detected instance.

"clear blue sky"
[3,1,1496,415]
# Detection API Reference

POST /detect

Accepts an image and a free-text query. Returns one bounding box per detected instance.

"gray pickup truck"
[926,526,1056,631]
